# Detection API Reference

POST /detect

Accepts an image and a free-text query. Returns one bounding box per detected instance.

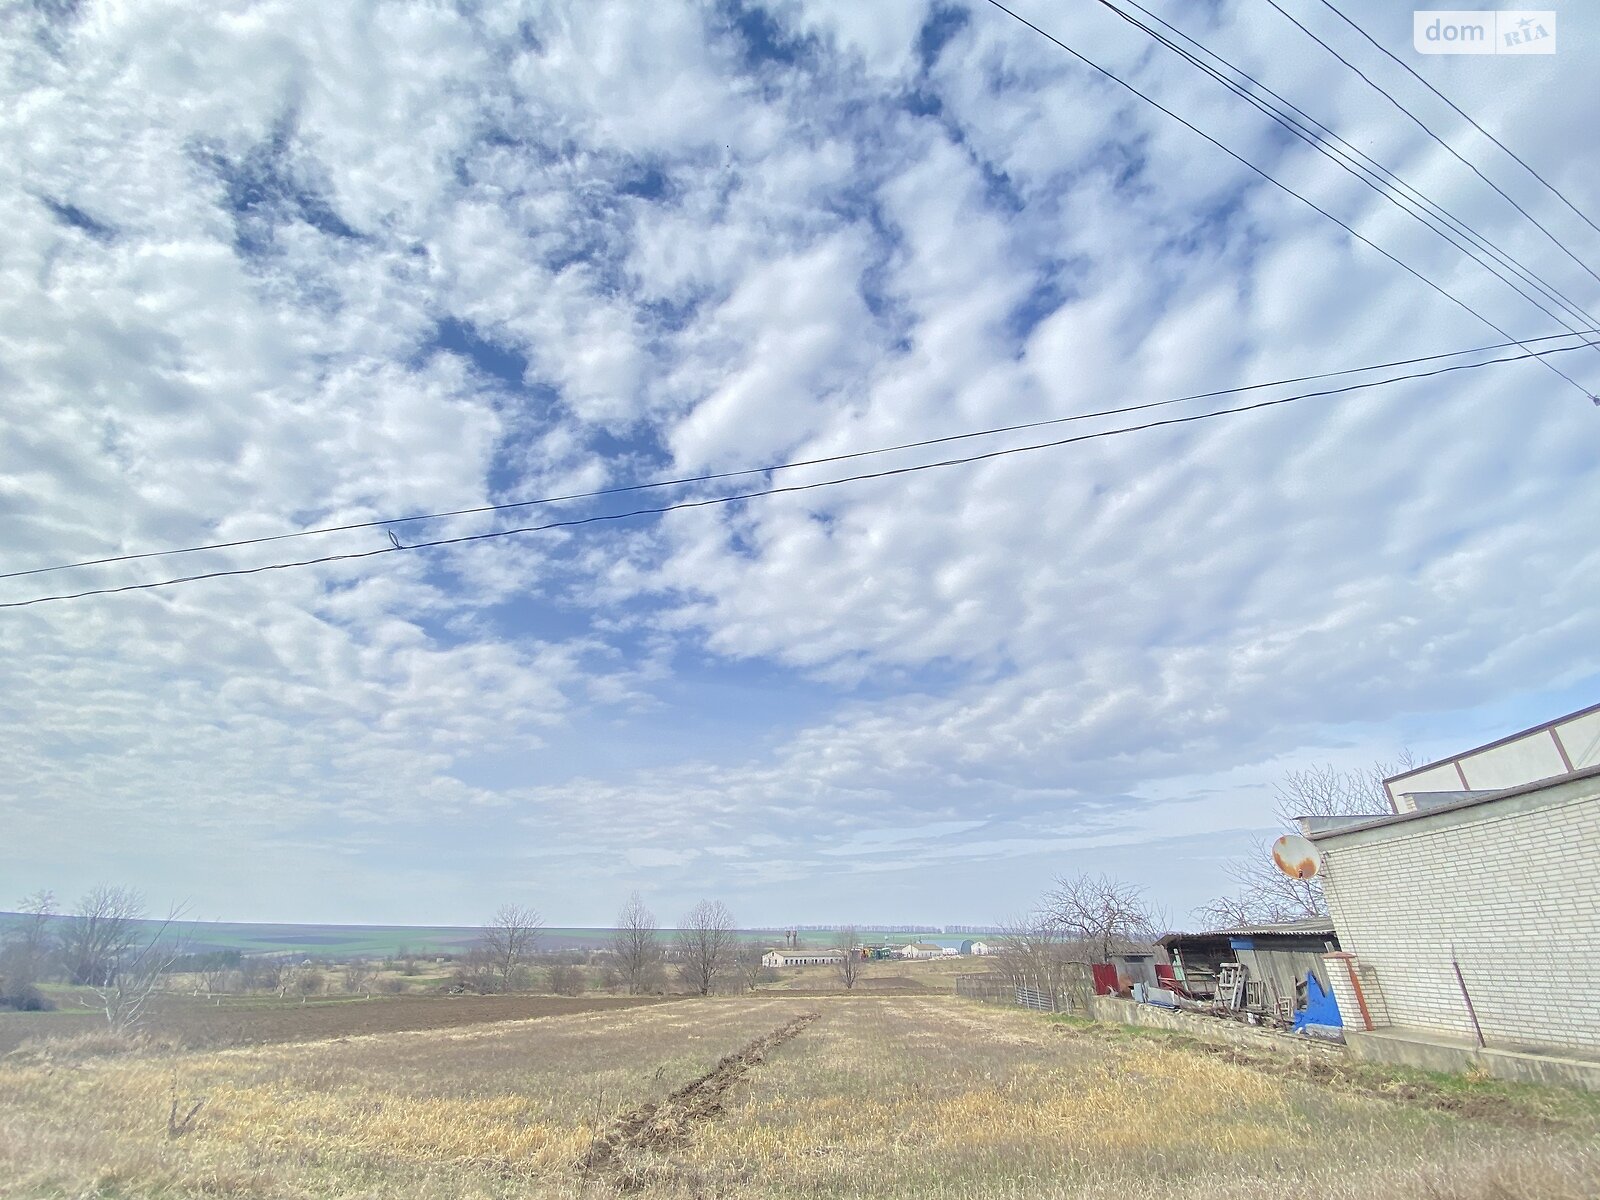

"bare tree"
[835,926,864,991]
[1197,754,1419,927]
[197,954,236,998]
[736,940,771,992]
[1,890,57,1010]
[613,892,663,994]
[59,885,147,987]
[1043,873,1159,963]
[293,966,325,1003]
[1194,838,1328,926]
[1271,754,1416,825]
[342,962,373,996]
[676,900,737,996]
[477,904,543,994]
[90,904,188,1034]
[546,962,586,996]
[993,913,1090,1010]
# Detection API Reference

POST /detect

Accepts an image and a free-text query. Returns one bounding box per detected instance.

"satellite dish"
[1272,834,1321,880]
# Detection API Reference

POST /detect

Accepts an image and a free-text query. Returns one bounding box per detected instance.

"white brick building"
[1305,709,1600,1060]
[762,950,843,968]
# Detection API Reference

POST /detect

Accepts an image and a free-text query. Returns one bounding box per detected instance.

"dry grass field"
[2,995,1597,1200]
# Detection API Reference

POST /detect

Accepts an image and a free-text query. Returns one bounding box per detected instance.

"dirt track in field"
[0,993,672,1054]
[577,1011,819,1187]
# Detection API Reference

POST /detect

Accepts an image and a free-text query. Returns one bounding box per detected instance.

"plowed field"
[0,992,668,1053]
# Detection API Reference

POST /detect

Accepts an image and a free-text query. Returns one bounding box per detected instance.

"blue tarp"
[1292,971,1342,1031]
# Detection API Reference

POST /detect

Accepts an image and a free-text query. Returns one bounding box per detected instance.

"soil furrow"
[577,1011,818,1186]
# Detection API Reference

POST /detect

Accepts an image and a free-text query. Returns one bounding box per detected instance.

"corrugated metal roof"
[1159,917,1336,946]
[1208,917,1336,938]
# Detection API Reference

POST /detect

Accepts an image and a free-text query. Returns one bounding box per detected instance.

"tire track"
[577,1011,818,1187]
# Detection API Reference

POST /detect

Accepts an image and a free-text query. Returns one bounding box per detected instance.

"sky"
[2,0,1597,930]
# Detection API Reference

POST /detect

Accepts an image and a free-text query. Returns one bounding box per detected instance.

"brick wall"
[1316,777,1600,1054]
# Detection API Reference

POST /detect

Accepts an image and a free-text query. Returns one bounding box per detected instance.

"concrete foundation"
[1087,996,1342,1057]
[1347,1026,1600,1091]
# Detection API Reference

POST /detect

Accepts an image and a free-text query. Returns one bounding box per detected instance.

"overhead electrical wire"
[5,327,1597,586]
[1262,0,1600,289]
[3,338,1593,610]
[979,0,1595,400]
[1096,0,1600,342]
[1316,0,1600,241]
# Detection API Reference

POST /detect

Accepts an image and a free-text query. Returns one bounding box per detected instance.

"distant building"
[762,950,844,968]
[1303,703,1600,1087]
[959,940,993,956]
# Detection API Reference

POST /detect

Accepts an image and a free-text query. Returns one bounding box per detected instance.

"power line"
[1263,0,1600,289]
[1098,0,1600,340]
[1317,0,1600,242]
[4,339,1591,611]
[979,0,1594,400]
[6,327,1596,584]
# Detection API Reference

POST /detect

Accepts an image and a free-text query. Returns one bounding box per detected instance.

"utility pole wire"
[3,339,1591,611]
[1263,0,1600,288]
[8,328,1593,585]
[979,0,1594,399]
[1098,0,1600,340]
[1318,0,1600,242]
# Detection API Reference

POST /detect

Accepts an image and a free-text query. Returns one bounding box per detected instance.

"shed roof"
[1158,916,1335,948]
[1206,917,1336,939]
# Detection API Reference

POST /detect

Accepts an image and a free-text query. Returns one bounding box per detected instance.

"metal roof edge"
[1311,762,1600,840]
[1384,700,1600,786]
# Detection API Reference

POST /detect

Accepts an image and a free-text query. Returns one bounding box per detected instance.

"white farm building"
[1303,702,1600,1090]
[762,950,844,968]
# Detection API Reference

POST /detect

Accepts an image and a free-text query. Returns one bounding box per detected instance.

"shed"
[1160,918,1339,1013]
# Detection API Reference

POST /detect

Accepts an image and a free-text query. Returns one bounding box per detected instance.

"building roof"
[1307,763,1600,841]
[1159,917,1335,948]
[1207,917,1336,939]
[1383,700,1600,789]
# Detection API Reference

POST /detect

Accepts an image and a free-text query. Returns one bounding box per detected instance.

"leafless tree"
[1271,754,1416,825]
[477,903,543,993]
[1043,873,1160,963]
[275,966,318,998]
[197,956,235,998]
[342,962,373,996]
[239,955,284,994]
[451,945,498,993]
[1194,838,1329,926]
[676,900,737,995]
[613,892,663,994]
[90,904,188,1034]
[1,890,57,1009]
[993,914,1091,1010]
[59,885,147,987]
[1197,754,1419,927]
[293,967,325,1002]
[546,962,586,996]
[735,940,770,992]
[836,926,864,991]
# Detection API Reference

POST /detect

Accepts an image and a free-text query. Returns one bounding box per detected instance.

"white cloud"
[2,0,1596,926]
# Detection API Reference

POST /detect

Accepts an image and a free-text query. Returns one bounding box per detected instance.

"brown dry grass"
[0,995,1594,1199]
